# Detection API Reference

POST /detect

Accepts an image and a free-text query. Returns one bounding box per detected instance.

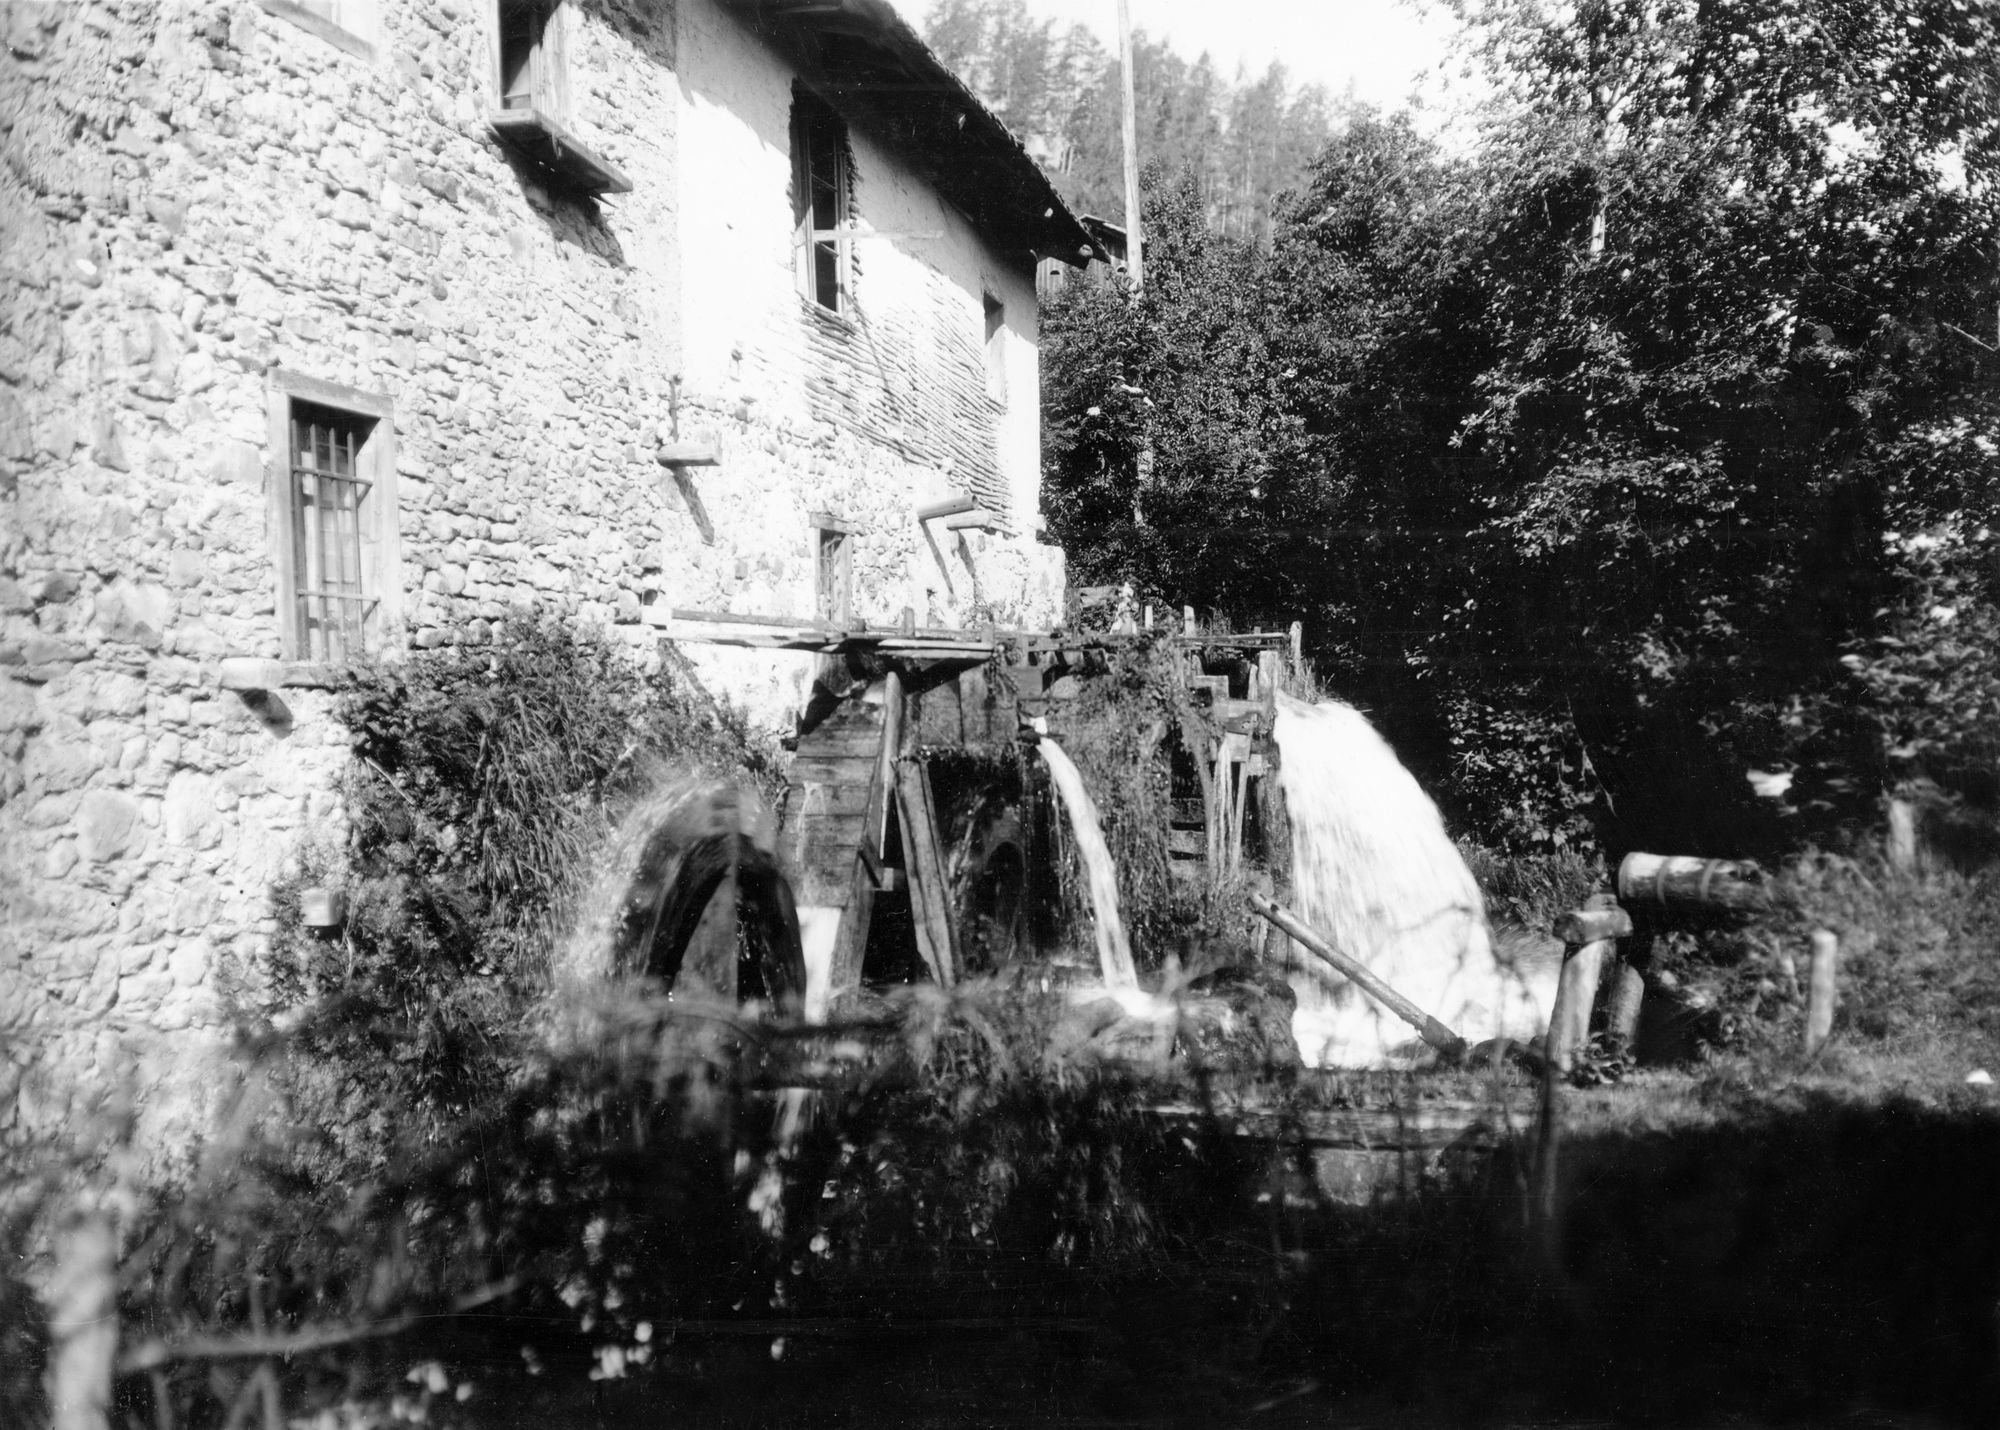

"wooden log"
[1616,851,1769,913]
[1805,928,1839,1055]
[1248,894,1467,1060]
[1547,893,1623,1075]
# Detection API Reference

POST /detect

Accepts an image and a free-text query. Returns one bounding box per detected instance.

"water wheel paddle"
[610,784,806,1011]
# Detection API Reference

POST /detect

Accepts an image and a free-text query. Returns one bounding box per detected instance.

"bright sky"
[884,0,1471,118]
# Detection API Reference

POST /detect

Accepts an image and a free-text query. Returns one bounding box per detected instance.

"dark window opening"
[791,90,852,312]
[983,291,1007,404]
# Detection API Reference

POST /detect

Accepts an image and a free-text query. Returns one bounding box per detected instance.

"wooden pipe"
[1248,893,1467,1060]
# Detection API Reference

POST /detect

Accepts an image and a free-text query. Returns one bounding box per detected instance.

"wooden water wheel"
[609,783,807,1010]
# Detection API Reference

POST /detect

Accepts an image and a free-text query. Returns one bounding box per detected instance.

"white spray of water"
[1272,693,1556,1066]
[1036,736,1139,990]
[556,777,716,989]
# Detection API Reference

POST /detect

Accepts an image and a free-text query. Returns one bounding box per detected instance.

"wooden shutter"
[536,0,570,126]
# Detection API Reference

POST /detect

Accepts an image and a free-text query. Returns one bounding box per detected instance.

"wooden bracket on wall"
[659,445,718,545]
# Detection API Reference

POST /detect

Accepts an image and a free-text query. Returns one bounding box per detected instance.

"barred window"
[267,371,399,666]
[289,402,374,662]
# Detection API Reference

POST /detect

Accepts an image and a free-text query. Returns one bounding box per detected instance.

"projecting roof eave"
[720,0,1101,272]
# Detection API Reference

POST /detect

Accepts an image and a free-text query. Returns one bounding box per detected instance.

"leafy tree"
[919,0,1341,234]
[1043,0,2000,856]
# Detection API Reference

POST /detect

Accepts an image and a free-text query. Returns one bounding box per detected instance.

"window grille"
[289,401,374,661]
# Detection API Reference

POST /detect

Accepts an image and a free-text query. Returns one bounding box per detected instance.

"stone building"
[0,0,1094,1139]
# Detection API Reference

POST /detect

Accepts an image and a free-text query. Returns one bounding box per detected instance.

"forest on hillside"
[1028,0,2000,862]
[920,0,1341,244]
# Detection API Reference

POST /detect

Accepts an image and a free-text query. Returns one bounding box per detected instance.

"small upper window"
[791,91,853,313]
[983,292,1007,405]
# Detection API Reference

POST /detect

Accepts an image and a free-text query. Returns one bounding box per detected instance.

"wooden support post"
[1533,1029,1564,1267]
[1255,649,1282,704]
[48,1210,117,1430]
[826,675,902,1004]
[894,757,957,988]
[1249,894,1467,1060]
[1182,605,1197,637]
[1547,894,1632,1075]
[868,669,903,864]
[1805,928,1839,1055]
[1604,956,1647,1050]
[1288,620,1303,676]
[1887,799,1918,872]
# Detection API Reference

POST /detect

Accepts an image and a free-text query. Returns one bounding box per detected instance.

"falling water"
[1036,736,1139,990]
[1271,693,1556,1066]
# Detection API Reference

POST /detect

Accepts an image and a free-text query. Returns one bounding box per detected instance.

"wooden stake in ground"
[1805,928,1839,1056]
[1547,895,1631,1075]
[1247,894,1466,1060]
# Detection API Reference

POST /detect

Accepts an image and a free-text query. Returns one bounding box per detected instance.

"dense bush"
[109,981,1262,1427]
[253,618,779,1166]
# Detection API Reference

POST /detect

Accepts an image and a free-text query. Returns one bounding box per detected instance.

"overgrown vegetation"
[1028,634,1273,975]
[253,618,780,1165]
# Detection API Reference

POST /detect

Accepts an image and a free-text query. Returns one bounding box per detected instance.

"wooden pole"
[1805,928,1839,1055]
[1546,895,1631,1075]
[1117,0,1143,291]
[1248,894,1467,1059]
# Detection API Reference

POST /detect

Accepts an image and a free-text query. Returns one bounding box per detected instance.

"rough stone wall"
[0,0,1064,1146]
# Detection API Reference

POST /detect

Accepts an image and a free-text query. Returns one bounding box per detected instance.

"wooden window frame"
[257,0,379,62]
[813,517,855,624]
[792,90,854,315]
[266,370,401,666]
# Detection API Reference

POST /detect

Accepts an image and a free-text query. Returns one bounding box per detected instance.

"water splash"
[1271,693,1555,1065]
[1036,736,1139,990]
[557,776,719,988]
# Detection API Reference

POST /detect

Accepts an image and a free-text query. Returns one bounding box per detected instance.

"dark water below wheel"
[609,784,806,1010]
